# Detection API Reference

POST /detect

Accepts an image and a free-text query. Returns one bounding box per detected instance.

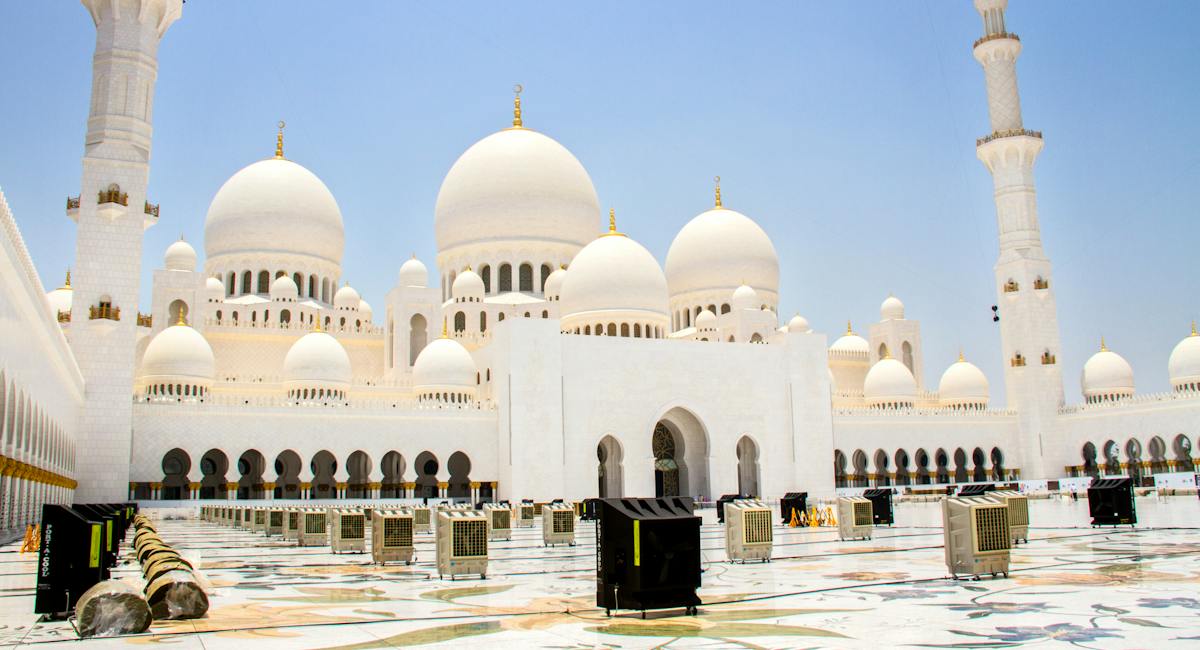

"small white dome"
[830,323,870,357]
[164,238,197,271]
[731,284,759,311]
[452,269,485,302]
[864,357,918,406]
[881,294,904,321]
[45,272,72,316]
[139,323,215,387]
[695,309,717,331]
[1168,324,1200,391]
[204,157,344,270]
[938,354,989,407]
[434,127,599,257]
[1081,340,1134,401]
[543,266,567,301]
[559,223,669,327]
[358,299,373,320]
[398,256,428,288]
[205,276,225,298]
[787,314,810,333]
[283,330,352,390]
[334,284,360,310]
[270,275,298,301]
[413,336,477,394]
[666,205,779,305]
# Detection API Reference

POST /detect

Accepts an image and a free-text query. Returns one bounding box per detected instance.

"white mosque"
[2,0,1198,529]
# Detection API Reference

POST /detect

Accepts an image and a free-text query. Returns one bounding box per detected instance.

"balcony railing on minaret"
[144,201,159,219]
[97,185,128,206]
[976,128,1042,147]
[88,303,120,321]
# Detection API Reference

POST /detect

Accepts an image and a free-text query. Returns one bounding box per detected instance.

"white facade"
[0,1,1197,520]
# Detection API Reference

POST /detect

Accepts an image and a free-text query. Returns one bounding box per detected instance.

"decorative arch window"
[1041,349,1056,365]
[498,313,505,322]
[519,264,534,292]
[479,311,487,332]
[607,323,617,336]
[1010,352,1026,367]
[257,271,270,293]
[454,311,466,332]
[1034,276,1049,290]
[241,271,252,295]
[1003,278,1019,293]
[720,304,730,314]
[498,264,512,292]
[479,265,491,293]
[540,264,552,292]
[541,310,548,319]
[634,323,642,337]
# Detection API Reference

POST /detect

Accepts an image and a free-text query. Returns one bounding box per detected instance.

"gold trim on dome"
[61,269,71,290]
[845,320,854,335]
[1099,336,1108,352]
[714,175,723,209]
[958,349,965,363]
[1191,321,1197,337]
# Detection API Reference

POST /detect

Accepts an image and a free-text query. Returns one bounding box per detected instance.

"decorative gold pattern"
[275,120,286,158]
[714,175,723,208]
[512,84,523,128]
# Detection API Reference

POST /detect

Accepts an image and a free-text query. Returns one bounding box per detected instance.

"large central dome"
[204,157,345,269]
[434,127,600,255]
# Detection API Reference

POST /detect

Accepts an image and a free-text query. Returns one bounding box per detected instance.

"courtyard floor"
[0,496,1197,648]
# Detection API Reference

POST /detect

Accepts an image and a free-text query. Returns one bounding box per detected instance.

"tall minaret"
[68,0,183,501]
[973,0,1063,480]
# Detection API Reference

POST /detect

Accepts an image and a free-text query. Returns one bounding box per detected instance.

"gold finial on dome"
[882,344,891,359]
[714,175,723,209]
[62,269,71,289]
[1099,336,1108,352]
[442,317,449,338]
[275,120,286,159]
[1192,320,1197,337]
[846,320,853,335]
[602,208,625,237]
[176,310,187,326]
[958,348,965,362]
[314,316,324,332]
[512,84,523,128]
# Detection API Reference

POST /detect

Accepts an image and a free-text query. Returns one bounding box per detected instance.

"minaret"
[973,0,1062,480]
[68,0,183,501]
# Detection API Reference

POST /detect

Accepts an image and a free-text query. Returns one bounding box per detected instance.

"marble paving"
[0,496,1198,648]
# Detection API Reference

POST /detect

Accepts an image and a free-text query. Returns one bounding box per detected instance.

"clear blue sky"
[2,1,1197,404]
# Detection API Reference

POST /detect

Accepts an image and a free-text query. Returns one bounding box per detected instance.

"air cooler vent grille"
[340,514,365,539]
[853,501,872,526]
[305,513,326,534]
[974,506,1010,552]
[413,509,430,525]
[270,511,283,526]
[552,510,574,533]
[743,510,772,544]
[383,517,412,547]
[494,509,510,529]
[452,519,487,558]
[1006,496,1029,526]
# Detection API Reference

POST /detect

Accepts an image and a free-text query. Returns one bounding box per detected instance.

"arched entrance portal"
[735,436,760,497]
[651,407,710,500]
[597,435,624,498]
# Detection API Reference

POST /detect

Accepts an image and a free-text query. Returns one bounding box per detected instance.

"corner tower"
[69,0,183,501]
[972,0,1063,479]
